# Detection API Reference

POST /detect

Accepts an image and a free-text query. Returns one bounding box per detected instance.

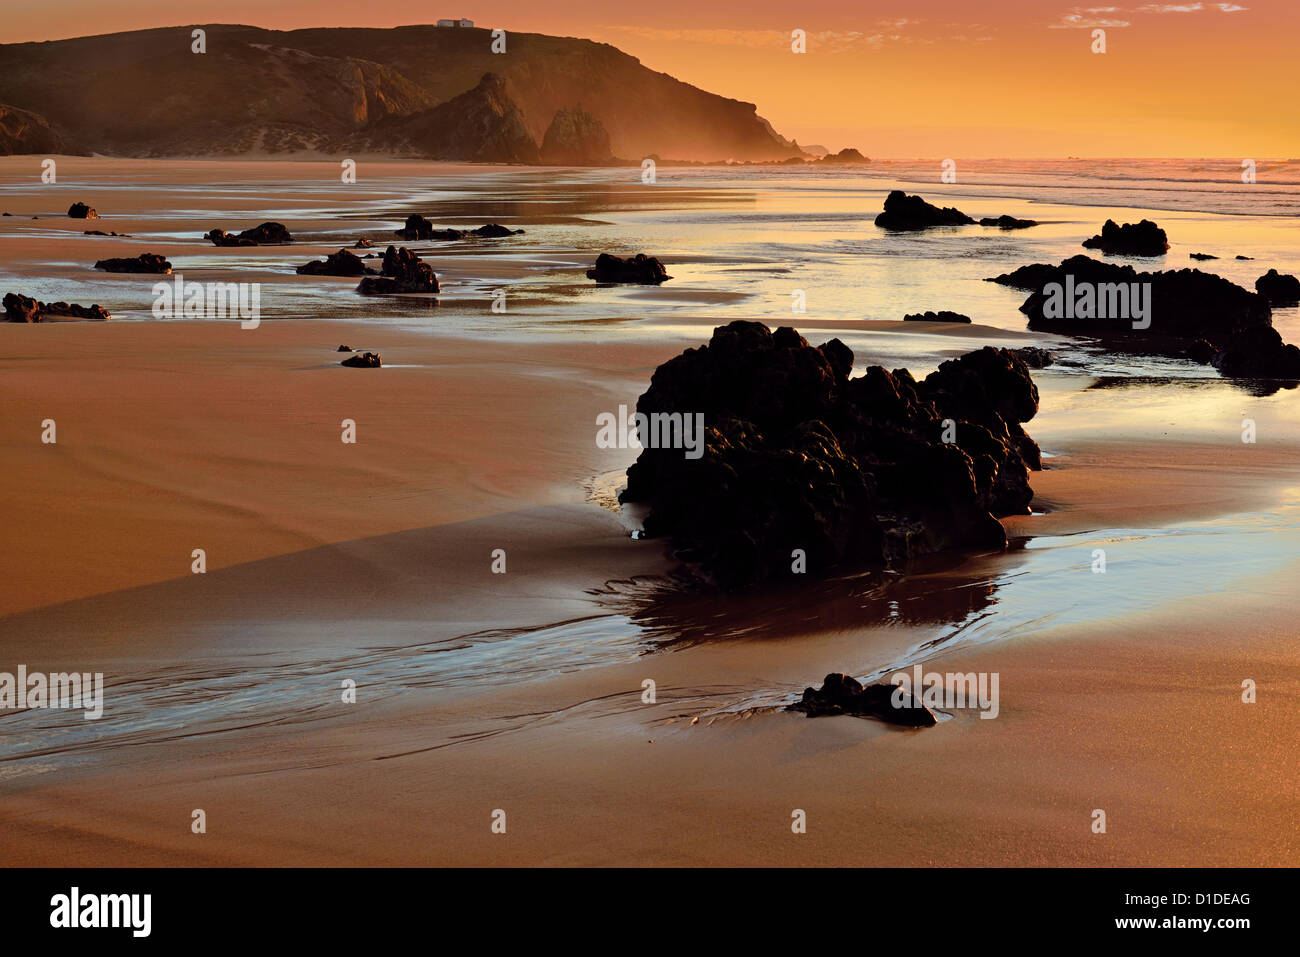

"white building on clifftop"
[436,18,475,28]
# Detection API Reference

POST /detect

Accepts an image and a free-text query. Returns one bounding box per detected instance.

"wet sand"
[1,158,1298,866]
[1,313,1298,866]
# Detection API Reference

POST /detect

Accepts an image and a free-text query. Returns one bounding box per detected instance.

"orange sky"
[3,1,1297,157]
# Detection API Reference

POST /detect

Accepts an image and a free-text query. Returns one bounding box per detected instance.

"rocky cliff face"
[540,107,614,165]
[0,103,77,155]
[0,24,804,162]
[359,73,540,163]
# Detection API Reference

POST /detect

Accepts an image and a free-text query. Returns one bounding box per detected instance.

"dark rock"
[1213,326,1300,379]
[353,238,373,249]
[540,106,614,165]
[1254,269,1300,306]
[340,351,382,368]
[296,248,370,276]
[355,245,439,294]
[874,190,974,231]
[3,292,109,322]
[1081,218,1168,256]
[902,310,971,324]
[395,215,524,241]
[1012,347,1055,369]
[1189,252,1218,261]
[587,252,671,284]
[1018,255,1270,343]
[337,344,353,352]
[67,202,97,219]
[1236,255,1254,260]
[84,229,131,236]
[787,673,937,727]
[816,148,868,164]
[984,262,1061,291]
[1185,339,1217,364]
[0,103,75,155]
[93,253,171,273]
[619,320,1040,589]
[470,223,523,237]
[206,222,293,246]
[979,215,1037,229]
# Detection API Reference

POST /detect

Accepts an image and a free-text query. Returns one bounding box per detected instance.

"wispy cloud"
[597,20,941,53]
[1051,2,1247,27]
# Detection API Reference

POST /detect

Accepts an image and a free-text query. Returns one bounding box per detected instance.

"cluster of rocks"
[205,222,293,246]
[787,673,936,727]
[587,253,671,284]
[356,245,439,294]
[902,310,971,324]
[874,191,1038,232]
[84,229,131,237]
[988,254,1300,378]
[619,320,1041,589]
[1081,219,1168,256]
[3,292,109,322]
[93,253,172,274]
[394,214,524,241]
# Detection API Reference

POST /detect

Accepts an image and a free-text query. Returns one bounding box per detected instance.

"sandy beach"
[2,157,1298,867]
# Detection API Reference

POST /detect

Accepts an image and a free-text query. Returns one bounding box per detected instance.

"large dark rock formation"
[1081,219,1168,256]
[355,245,438,294]
[787,673,937,727]
[1013,255,1269,342]
[3,292,109,322]
[587,253,671,284]
[296,248,370,276]
[94,253,172,273]
[540,106,614,165]
[990,254,1299,380]
[67,202,97,219]
[619,320,1041,589]
[816,147,868,164]
[874,190,974,231]
[1255,269,1300,306]
[206,222,293,246]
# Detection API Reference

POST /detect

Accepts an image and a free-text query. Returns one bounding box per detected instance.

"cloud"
[1051,1,1247,27]
[1050,11,1132,28]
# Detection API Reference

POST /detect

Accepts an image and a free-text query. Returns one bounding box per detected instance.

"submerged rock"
[3,292,108,322]
[67,202,97,219]
[1254,269,1300,306]
[619,320,1040,589]
[93,253,172,273]
[902,310,971,324]
[979,215,1037,229]
[206,222,293,246]
[353,238,374,249]
[1189,252,1218,261]
[394,215,524,240]
[1081,218,1168,256]
[341,351,382,368]
[296,248,370,276]
[874,190,974,231]
[787,673,937,727]
[1012,346,1055,369]
[355,245,439,294]
[587,252,671,284]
